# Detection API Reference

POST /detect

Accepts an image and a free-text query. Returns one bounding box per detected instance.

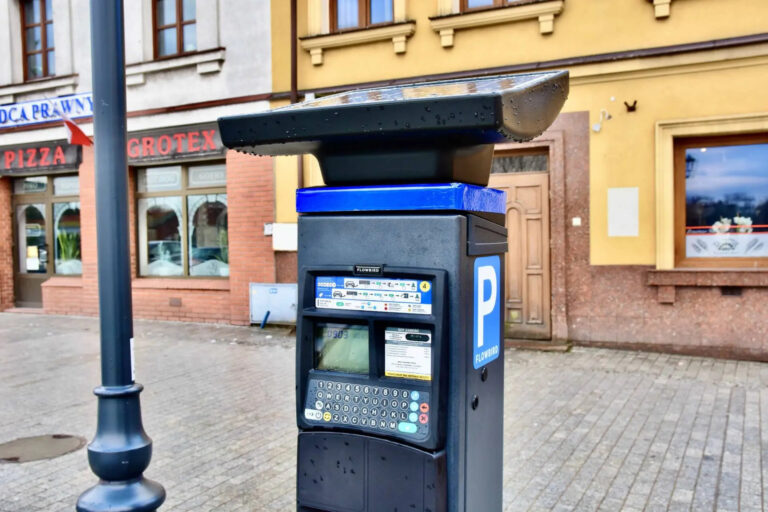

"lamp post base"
[76,477,166,512]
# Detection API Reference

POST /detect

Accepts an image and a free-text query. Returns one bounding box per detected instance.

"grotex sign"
[0,93,94,129]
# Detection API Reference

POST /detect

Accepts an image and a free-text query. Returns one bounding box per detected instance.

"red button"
[420,403,429,413]
[419,414,428,424]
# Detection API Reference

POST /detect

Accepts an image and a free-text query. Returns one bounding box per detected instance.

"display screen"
[315,323,369,374]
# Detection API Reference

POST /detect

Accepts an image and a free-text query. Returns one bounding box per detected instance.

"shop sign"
[0,93,94,129]
[0,141,81,176]
[127,124,226,164]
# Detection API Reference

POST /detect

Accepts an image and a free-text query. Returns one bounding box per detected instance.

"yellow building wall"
[270,0,768,265]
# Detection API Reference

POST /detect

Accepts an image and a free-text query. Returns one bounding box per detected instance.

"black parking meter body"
[218,71,569,512]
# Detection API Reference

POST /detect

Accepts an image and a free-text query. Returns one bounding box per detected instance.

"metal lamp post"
[77,1,165,511]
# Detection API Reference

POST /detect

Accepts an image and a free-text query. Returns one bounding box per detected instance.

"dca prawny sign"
[126,123,225,164]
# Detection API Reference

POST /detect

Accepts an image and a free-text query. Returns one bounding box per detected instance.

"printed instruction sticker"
[384,327,432,380]
[130,337,135,382]
[315,276,433,315]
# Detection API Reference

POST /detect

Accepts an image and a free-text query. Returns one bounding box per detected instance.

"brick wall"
[226,151,276,325]
[0,178,13,310]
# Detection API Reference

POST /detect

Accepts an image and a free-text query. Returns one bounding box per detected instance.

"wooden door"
[489,168,551,340]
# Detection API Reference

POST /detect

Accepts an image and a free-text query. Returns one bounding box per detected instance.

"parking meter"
[218,71,568,512]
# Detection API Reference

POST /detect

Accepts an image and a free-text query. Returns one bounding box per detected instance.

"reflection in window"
[17,204,47,274]
[138,197,183,276]
[53,202,81,274]
[14,176,47,194]
[333,0,393,31]
[685,143,768,259]
[22,0,55,80]
[188,195,228,276]
[491,153,548,173]
[154,0,196,57]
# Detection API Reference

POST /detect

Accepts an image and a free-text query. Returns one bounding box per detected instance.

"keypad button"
[362,397,370,405]
[370,409,378,417]
[326,392,333,400]
[372,387,380,395]
[382,389,389,397]
[317,381,324,389]
[381,399,388,408]
[345,384,351,392]
[335,383,342,391]
[315,401,323,410]
[354,385,361,393]
[343,405,350,413]
[380,410,387,417]
[363,386,370,394]
[409,412,418,422]
[333,413,340,421]
[344,395,350,402]
[325,403,332,411]
[334,393,341,401]
[400,412,408,421]
[420,403,429,413]
[398,422,418,434]
[362,407,368,415]
[390,411,397,419]
[379,420,387,428]
[352,417,359,425]
[419,414,428,424]
[353,396,360,403]
[342,415,349,423]
[361,418,368,426]
[333,404,340,411]
[389,421,397,430]
[316,391,323,399]
[372,398,379,406]
[401,401,408,409]
[410,402,419,412]
[410,390,419,400]
[323,412,331,422]
[352,406,359,413]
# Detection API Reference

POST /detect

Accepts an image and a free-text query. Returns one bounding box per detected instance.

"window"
[675,134,768,268]
[21,0,55,80]
[154,0,196,58]
[331,0,393,32]
[136,164,228,277]
[461,0,519,12]
[491,150,548,174]
[13,175,81,275]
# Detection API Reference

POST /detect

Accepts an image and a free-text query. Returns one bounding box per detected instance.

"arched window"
[53,202,81,275]
[188,196,228,276]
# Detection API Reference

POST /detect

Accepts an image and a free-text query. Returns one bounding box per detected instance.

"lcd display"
[315,323,369,374]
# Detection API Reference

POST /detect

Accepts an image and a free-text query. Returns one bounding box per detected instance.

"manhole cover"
[0,434,86,463]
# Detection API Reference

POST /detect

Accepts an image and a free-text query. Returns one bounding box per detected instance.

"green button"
[398,422,417,434]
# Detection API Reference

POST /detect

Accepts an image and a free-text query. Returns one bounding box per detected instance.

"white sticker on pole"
[130,337,135,382]
[384,327,432,380]
[473,256,501,369]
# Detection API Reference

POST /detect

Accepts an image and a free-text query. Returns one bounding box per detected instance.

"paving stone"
[1,313,768,511]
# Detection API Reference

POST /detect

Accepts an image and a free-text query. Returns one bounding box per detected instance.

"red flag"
[62,115,92,146]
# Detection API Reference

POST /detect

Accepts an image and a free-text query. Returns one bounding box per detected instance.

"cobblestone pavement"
[1,313,767,511]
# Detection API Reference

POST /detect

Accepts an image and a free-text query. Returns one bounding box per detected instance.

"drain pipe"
[291,0,304,189]
[77,1,165,511]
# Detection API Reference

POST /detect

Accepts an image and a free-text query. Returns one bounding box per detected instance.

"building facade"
[269,0,768,359]
[0,0,282,324]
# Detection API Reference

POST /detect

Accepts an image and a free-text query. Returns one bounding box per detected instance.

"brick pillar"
[227,151,275,325]
[0,177,13,310]
[78,146,100,316]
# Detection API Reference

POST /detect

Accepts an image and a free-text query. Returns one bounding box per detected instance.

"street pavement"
[1,312,767,511]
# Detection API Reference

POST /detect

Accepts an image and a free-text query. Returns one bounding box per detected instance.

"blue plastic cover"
[296,183,505,214]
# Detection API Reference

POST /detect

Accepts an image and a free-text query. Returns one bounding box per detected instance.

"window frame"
[20,0,55,81]
[329,0,395,33]
[135,162,228,279]
[674,132,768,269]
[152,0,197,59]
[12,174,81,276]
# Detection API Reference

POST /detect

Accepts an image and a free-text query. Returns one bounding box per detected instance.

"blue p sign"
[473,256,501,369]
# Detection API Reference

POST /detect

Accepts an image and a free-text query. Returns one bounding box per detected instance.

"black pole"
[77,1,165,511]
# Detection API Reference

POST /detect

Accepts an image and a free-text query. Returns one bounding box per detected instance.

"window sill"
[40,276,83,288]
[132,278,230,291]
[125,48,226,87]
[300,22,416,66]
[0,75,78,104]
[429,0,564,47]
[647,269,768,287]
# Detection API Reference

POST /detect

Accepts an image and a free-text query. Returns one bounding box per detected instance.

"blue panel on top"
[296,183,506,214]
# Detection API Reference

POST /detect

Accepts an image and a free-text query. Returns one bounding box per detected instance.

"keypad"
[303,379,430,440]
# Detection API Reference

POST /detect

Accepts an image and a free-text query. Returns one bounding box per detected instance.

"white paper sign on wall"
[607,187,639,237]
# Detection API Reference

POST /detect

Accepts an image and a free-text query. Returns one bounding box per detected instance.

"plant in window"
[215,229,229,264]
[57,231,80,261]
[710,217,732,234]
[734,216,753,233]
